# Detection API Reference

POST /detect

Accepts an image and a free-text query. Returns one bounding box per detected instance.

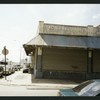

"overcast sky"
[0,4,100,62]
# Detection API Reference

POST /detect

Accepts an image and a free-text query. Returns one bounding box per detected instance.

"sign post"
[2,46,9,80]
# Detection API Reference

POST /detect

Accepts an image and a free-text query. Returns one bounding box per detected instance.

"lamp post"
[14,40,21,66]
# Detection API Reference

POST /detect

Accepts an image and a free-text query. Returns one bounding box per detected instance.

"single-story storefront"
[23,21,100,81]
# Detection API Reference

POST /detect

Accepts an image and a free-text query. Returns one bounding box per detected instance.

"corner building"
[23,21,100,81]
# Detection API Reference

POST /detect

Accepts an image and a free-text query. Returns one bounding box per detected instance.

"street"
[0,85,59,96]
[0,69,78,96]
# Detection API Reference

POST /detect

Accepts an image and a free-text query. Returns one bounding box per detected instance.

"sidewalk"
[0,70,79,89]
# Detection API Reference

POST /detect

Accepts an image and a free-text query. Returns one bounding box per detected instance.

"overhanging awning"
[23,34,100,55]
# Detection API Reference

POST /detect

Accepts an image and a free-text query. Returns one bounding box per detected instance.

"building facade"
[23,21,100,81]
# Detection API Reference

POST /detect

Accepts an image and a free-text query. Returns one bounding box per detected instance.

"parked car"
[23,68,29,73]
[3,65,12,75]
[0,65,4,77]
[10,66,15,74]
[16,65,21,70]
[14,65,19,71]
[59,79,100,96]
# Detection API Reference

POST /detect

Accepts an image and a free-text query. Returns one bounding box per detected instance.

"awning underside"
[25,34,100,48]
[23,34,100,55]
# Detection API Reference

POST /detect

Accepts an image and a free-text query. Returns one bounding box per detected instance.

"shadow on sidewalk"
[31,74,83,85]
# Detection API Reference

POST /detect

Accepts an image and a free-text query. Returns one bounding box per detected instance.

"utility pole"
[14,40,21,66]
[25,58,27,68]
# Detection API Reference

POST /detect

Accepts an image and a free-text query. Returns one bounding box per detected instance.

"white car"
[59,79,100,96]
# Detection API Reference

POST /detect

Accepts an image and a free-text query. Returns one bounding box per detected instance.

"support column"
[30,54,34,83]
[35,47,43,78]
[87,50,93,79]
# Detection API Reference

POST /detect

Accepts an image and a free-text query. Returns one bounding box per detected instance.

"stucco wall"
[38,21,100,36]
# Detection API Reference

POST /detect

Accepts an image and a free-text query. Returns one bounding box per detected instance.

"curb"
[0,81,78,89]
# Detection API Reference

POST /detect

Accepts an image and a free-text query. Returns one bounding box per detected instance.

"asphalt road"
[0,85,59,96]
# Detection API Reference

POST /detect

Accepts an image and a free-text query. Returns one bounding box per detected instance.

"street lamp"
[14,40,21,65]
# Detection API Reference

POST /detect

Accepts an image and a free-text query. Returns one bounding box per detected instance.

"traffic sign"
[2,47,9,55]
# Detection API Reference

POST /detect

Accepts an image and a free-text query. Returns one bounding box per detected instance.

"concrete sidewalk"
[0,70,79,89]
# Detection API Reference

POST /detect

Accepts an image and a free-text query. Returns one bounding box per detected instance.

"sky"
[0,4,100,62]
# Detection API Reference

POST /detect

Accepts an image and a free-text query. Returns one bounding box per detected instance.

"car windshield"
[72,80,94,93]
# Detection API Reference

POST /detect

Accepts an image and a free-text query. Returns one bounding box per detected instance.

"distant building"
[23,21,100,81]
